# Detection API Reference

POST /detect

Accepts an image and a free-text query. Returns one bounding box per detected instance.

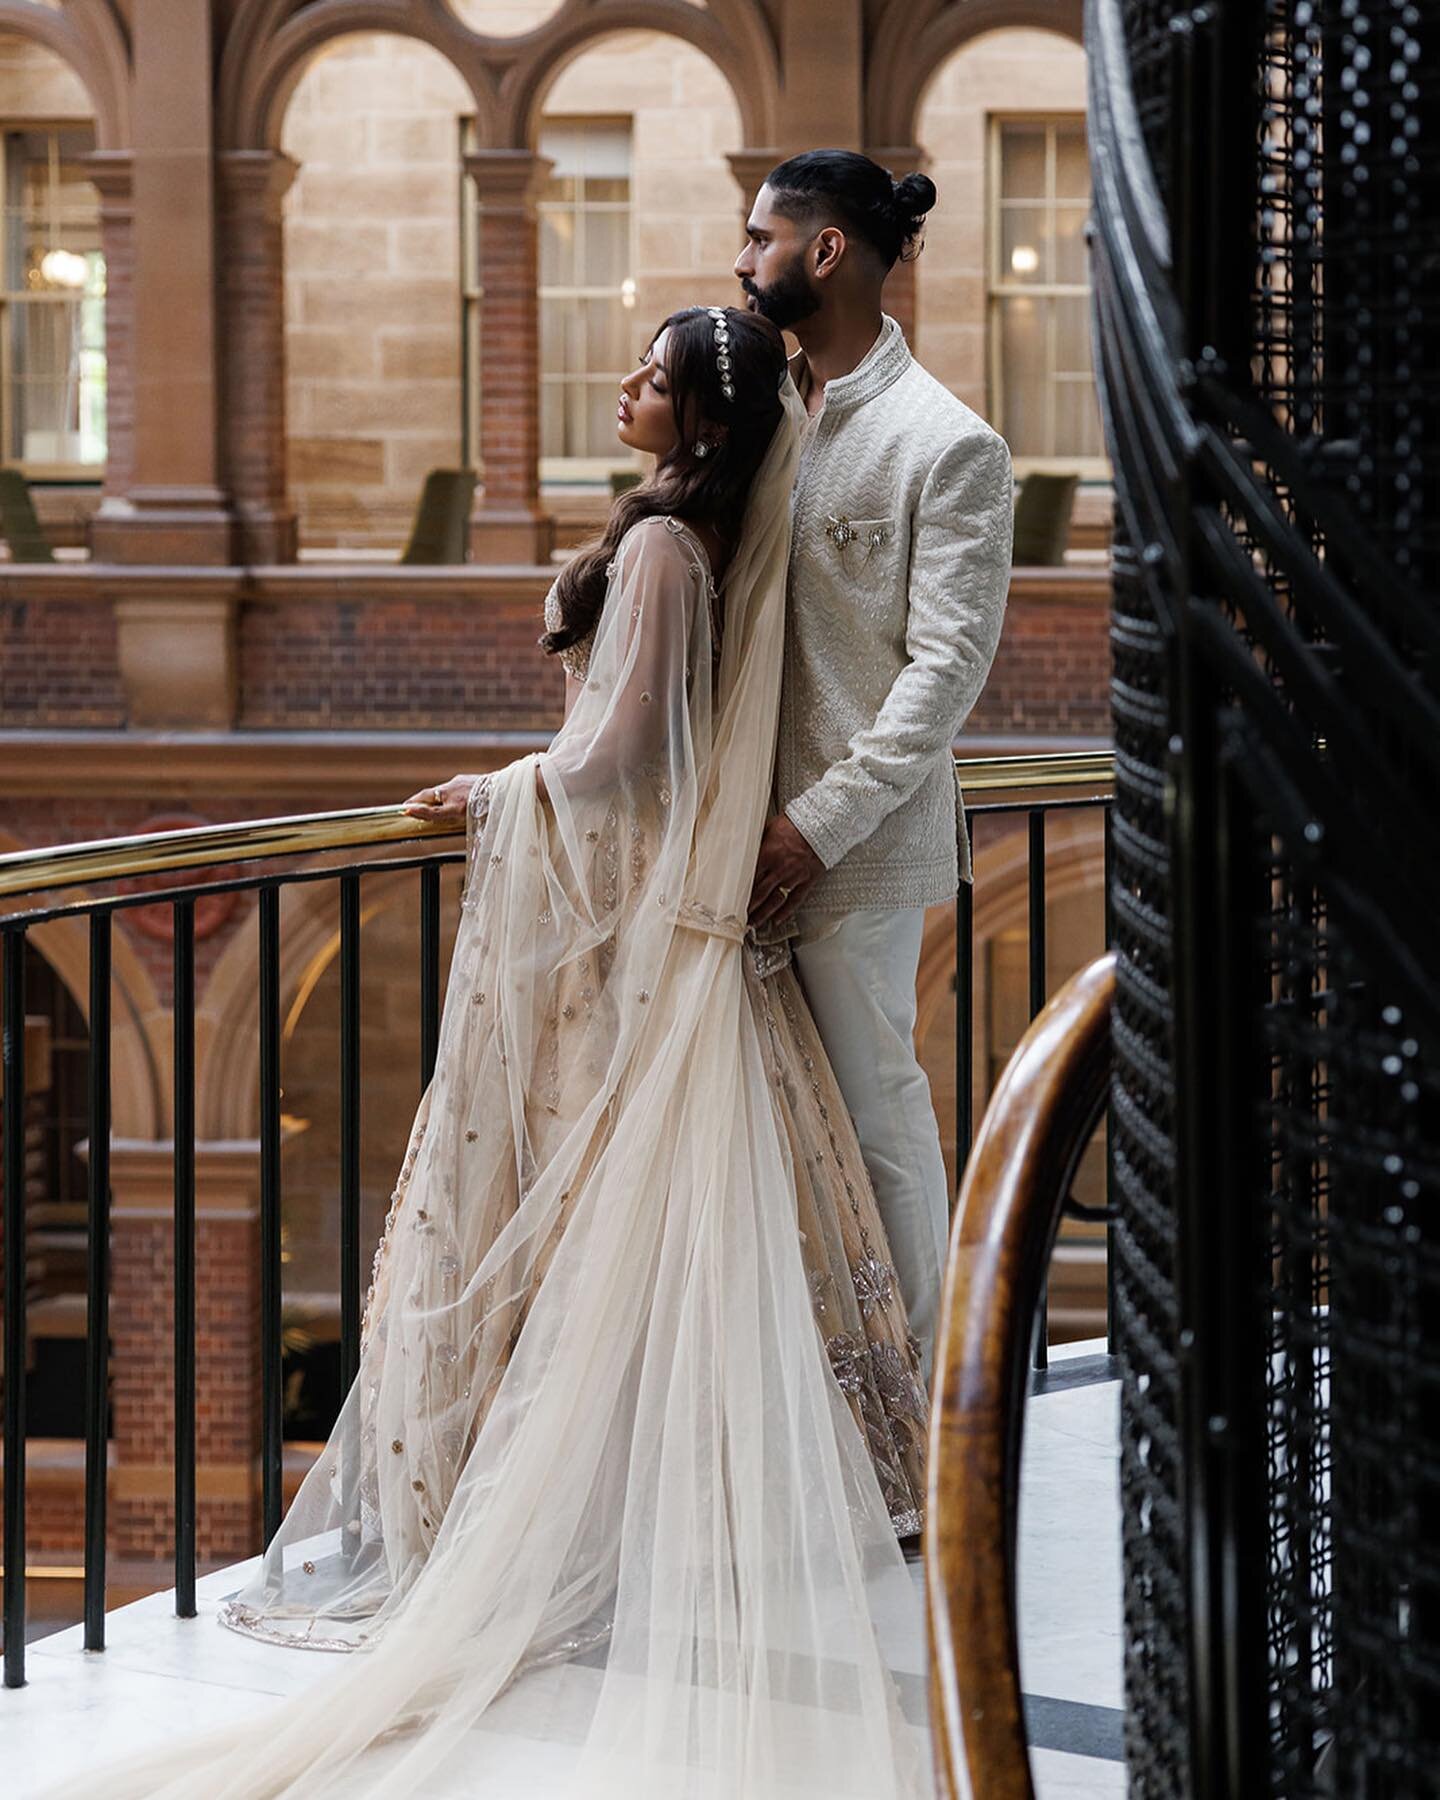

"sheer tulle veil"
[52,375,933,1799]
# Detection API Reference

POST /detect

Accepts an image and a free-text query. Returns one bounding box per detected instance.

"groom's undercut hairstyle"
[763,150,937,271]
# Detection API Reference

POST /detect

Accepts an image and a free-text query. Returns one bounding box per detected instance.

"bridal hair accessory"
[708,306,736,403]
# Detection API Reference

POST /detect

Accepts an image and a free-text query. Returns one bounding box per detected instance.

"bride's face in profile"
[617,330,681,459]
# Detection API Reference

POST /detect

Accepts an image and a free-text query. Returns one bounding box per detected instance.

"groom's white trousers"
[794,906,950,1389]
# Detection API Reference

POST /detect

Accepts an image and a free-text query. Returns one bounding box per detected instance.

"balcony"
[1,751,1122,1795]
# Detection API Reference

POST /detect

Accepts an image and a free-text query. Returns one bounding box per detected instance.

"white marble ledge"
[4,1347,1125,1798]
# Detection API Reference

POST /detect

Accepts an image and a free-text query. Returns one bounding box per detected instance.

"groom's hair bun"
[764,150,935,269]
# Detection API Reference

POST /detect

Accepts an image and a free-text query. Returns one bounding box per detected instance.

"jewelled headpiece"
[708,307,736,403]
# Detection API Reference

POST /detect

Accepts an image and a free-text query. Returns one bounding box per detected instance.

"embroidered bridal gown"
[65,381,935,1799]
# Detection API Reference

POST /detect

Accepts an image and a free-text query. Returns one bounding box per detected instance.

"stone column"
[216,151,300,565]
[93,0,235,565]
[869,146,929,346]
[107,1140,261,1568]
[78,153,135,515]
[463,150,554,566]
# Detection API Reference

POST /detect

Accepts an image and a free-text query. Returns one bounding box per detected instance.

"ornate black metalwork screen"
[1089,0,1440,1794]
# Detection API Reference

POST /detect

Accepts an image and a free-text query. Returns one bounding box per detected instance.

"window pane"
[584,178,629,204]
[584,380,621,459]
[998,297,1050,457]
[1000,204,1049,285]
[584,296,630,372]
[1054,376,1106,459]
[540,295,580,377]
[540,379,566,461]
[539,210,576,287]
[9,298,103,465]
[580,207,629,289]
[1053,205,1090,286]
[1000,123,1047,200]
[1054,124,1090,201]
[1054,294,1093,375]
[541,120,629,182]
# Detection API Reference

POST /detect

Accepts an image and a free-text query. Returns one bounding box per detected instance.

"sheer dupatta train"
[55,379,933,1799]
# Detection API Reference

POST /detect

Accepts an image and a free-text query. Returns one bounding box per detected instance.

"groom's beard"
[741,261,820,330]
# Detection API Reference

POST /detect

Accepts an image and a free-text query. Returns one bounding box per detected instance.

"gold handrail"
[0,750,1113,901]
[955,750,1112,795]
[0,807,457,901]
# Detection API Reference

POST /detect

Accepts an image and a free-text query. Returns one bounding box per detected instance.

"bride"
[65,307,934,1799]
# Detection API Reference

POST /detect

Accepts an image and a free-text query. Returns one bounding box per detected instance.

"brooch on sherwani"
[824,515,893,558]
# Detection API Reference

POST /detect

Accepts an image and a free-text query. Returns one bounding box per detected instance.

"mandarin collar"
[787,314,911,418]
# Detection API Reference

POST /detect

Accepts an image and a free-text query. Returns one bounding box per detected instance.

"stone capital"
[865,145,929,178]
[463,148,555,211]
[77,149,134,218]
[216,148,300,216]
[727,148,782,213]
[104,1138,262,1220]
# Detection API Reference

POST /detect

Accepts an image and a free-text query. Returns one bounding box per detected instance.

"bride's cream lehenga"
[61,384,935,1800]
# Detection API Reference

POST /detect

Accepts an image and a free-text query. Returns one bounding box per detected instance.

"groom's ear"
[811,226,847,282]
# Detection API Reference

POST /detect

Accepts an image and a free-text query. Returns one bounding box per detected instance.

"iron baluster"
[84,913,112,1651]
[339,874,362,1391]
[172,899,197,1618]
[258,887,283,1548]
[3,929,27,1688]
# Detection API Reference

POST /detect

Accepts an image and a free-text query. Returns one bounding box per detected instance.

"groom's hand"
[749,816,825,928]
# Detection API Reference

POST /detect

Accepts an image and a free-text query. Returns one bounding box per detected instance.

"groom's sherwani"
[779,314,1013,910]
[781,316,1013,1386]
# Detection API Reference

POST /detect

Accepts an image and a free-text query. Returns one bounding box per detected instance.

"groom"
[739,150,1013,1391]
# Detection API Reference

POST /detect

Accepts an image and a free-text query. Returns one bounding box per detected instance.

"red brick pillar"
[870,146,927,349]
[463,150,554,566]
[108,1140,260,1571]
[216,151,300,565]
[80,153,135,517]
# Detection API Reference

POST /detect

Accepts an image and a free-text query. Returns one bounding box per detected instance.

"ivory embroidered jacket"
[779,315,1013,913]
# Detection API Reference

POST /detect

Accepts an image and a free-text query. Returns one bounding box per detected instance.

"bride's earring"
[693,440,712,459]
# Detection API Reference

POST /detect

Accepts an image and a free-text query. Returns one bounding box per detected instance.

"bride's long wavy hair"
[542,305,788,657]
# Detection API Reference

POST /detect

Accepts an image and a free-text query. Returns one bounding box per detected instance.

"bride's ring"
[777,884,792,900]
[430,788,444,805]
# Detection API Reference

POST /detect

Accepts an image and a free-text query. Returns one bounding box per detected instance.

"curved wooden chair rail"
[925,951,1116,1800]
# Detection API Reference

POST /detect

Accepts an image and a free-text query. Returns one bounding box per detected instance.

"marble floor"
[3,1338,1125,1797]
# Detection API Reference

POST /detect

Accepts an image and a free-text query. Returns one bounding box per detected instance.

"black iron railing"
[0,750,1112,1688]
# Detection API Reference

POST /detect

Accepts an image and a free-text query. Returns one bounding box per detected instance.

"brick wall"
[109,1207,259,1561]
[1,573,1108,737]
[0,596,127,726]
[239,593,565,727]
[967,581,1112,737]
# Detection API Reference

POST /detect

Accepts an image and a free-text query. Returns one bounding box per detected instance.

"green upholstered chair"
[399,469,477,565]
[0,468,56,563]
[1011,471,1079,567]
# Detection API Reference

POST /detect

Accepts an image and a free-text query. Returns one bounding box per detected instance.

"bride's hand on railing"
[402,775,485,823]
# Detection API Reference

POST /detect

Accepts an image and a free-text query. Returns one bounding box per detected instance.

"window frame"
[534,114,639,484]
[0,119,107,482]
[460,115,641,487]
[986,111,1108,480]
